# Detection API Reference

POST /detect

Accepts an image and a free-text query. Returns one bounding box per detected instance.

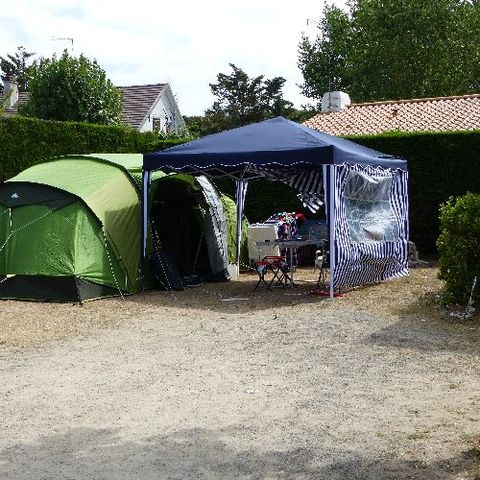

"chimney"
[2,75,19,109]
[321,91,351,112]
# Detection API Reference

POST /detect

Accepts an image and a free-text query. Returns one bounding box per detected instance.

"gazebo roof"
[143,117,407,174]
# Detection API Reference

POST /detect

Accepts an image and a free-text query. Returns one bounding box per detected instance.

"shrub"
[437,193,480,305]
[3,113,480,254]
[212,129,480,243]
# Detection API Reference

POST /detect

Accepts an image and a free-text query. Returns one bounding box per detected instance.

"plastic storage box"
[247,223,280,263]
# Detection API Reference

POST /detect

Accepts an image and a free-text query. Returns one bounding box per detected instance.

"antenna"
[51,37,74,54]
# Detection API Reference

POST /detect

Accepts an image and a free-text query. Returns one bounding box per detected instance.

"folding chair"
[253,259,270,291]
[253,256,292,291]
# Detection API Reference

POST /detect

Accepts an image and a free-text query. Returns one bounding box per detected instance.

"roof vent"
[321,91,351,112]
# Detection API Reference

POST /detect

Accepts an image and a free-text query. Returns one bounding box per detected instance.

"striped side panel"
[249,165,323,212]
[333,164,409,288]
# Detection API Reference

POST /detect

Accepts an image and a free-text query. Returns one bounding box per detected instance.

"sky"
[0,0,347,116]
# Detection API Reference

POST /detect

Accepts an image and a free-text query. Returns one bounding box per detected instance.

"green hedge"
[214,178,304,224]
[208,130,480,253]
[2,115,480,253]
[0,115,189,181]
[437,193,480,305]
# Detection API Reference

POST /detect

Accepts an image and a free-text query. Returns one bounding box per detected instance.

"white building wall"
[140,94,170,132]
[140,87,186,133]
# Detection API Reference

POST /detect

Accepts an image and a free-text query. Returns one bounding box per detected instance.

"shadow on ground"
[365,291,480,355]
[0,427,477,480]
[120,274,327,314]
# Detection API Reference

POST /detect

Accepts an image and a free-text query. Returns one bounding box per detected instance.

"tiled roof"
[117,83,166,129]
[304,94,480,136]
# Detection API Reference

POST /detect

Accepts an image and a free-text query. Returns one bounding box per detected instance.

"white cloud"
[0,0,348,115]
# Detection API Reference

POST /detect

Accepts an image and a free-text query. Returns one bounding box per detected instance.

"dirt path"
[0,269,479,479]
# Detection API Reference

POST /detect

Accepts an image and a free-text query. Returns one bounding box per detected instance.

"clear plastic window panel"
[344,171,399,243]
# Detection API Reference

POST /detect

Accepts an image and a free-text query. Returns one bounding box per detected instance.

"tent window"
[344,171,399,243]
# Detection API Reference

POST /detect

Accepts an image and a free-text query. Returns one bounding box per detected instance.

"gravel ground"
[0,268,479,479]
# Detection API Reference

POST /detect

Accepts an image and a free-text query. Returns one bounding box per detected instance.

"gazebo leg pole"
[328,165,336,300]
[235,180,248,279]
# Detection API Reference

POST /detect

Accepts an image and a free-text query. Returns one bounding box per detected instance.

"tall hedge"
[0,115,188,180]
[236,130,480,252]
[437,193,480,305]
[2,114,480,253]
[179,129,480,253]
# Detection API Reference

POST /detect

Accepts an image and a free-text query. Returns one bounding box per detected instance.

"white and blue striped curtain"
[249,165,323,212]
[332,163,409,288]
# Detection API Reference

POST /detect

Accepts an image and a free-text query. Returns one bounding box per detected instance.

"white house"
[1,78,186,134]
[117,83,186,133]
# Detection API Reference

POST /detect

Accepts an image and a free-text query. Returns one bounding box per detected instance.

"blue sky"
[0,0,347,116]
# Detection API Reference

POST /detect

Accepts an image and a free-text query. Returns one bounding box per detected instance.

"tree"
[0,46,35,93]
[202,63,294,134]
[298,0,480,104]
[182,115,205,138]
[20,50,123,125]
[298,5,353,102]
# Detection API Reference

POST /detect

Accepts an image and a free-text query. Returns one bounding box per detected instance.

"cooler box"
[247,223,280,262]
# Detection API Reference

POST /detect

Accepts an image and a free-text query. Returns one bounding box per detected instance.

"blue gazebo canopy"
[143,116,407,173]
[141,116,408,298]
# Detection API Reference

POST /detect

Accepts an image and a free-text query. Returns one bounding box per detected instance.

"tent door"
[150,180,211,279]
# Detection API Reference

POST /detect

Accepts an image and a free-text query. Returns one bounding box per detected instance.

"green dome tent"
[0,154,244,302]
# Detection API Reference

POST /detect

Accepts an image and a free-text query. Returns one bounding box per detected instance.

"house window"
[152,117,162,132]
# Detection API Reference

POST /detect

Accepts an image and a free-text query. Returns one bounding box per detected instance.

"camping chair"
[253,255,292,291]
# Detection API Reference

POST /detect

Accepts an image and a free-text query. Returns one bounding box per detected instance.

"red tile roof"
[117,83,166,129]
[304,94,480,136]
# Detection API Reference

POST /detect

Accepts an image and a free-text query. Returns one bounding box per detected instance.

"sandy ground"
[0,268,479,479]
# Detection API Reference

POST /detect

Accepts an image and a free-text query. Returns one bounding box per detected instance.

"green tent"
[0,154,245,302]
